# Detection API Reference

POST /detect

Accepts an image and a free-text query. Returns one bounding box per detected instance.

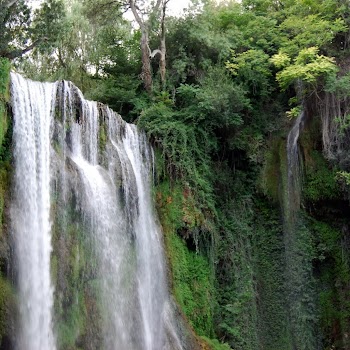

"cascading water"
[10,73,184,350]
[286,110,305,220]
[283,110,318,350]
[10,73,57,350]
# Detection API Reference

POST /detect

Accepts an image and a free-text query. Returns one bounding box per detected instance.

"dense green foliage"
[0,58,11,251]
[155,180,215,336]
[0,59,15,347]
[2,0,350,349]
[0,58,10,147]
[0,275,15,344]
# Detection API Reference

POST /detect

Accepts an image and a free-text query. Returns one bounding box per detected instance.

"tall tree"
[129,0,170,93]
[0,0,65,59]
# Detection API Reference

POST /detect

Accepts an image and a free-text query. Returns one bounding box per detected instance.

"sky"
[29,0,192,12]
[121,0,194,22]
[167,0,192,16]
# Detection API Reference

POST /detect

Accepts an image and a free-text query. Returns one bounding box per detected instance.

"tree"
[0,0,32,58]
[0,0,66,60]
[129,0,170,93]
[68,0,170,93]
[271,47,338,92]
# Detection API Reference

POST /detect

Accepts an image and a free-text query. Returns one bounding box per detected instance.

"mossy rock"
[259,137,285,202]
[303,150,339,202]
[164,229,215,337]
[0,274,16,346]
[200,336,232,350]
[0,58,10,148]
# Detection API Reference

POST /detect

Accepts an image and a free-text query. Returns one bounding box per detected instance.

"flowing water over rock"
[10,73,184,350]
[286,110,305,221]
[11,73,57,350]
[283,110,318,350]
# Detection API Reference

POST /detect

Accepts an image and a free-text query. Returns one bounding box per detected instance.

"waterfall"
[283,110,318,350]
[10,73,183,350]
[286,110,305,221]
[10,73,57,350]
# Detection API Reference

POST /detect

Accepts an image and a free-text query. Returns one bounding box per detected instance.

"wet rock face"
[164,298,202,350]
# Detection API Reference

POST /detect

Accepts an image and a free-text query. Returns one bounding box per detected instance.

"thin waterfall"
[283,110,318,350]
[286,110,305,222]
[10,73,183,350]
[10,72,57,350]
[123,124,167,350]
[284,111,306,344]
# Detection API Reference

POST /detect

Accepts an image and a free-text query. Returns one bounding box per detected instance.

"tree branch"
[2,0,19,8]
[129,0,144,28]
[150,49,161,58]
[1,39,42,59]
[154,0,163,12]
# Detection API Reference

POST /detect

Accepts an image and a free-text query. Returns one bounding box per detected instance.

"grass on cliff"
[0,58,10,147]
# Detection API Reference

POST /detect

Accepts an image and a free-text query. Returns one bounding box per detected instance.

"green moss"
[155,180,184,234]
[0,274,15,343]
[260,137,284,202]
[297,117,338,202]
[200,336,231,350]
[51,254,58,287]
[167,231,215,336]
[0,161,11,239]
[0,58,14,347]
[0,58,11,241]
[98,121,107,152]
[311,220,350,348]
[303,151,339,202]
[154,178,215,337]
[254,199,292,350]
[0,58,10,148]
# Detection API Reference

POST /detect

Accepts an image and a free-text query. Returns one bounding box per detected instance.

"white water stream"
[10,73,57,350]
[286,111,305,219]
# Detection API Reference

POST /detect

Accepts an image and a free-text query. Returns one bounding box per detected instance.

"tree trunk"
[159,0,167,90]
[129,0,167,94]
[140,29,153,94]
[129,0,154,94]
[2,0,18,9]
[0,40,40,59]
